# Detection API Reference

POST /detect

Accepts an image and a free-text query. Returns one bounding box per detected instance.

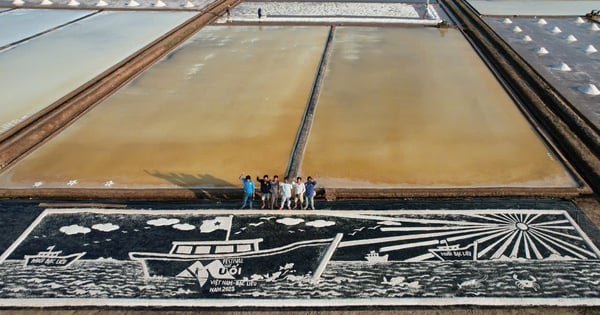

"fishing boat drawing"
[428,240,478,261]
[129,216,343,283]
[365,250,389,263]
[23,246,86,267]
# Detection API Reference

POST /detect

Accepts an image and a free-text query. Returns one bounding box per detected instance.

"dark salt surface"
[1,260,599,301]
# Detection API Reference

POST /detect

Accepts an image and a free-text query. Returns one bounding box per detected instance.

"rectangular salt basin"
[218,2,446,24]
[0,0,214,8]
[468,1,599,16]
[0,26,330,189]
[485,17,600,130]
[0,10,196,135]
[300,27,577,188]
[0,9,96,49]
[228,2,420,18]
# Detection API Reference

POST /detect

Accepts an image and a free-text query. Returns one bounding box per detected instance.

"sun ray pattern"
[338,210,600,261]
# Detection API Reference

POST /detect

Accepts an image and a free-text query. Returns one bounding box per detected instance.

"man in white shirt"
[292,177,306,210]
[279,176,293,210]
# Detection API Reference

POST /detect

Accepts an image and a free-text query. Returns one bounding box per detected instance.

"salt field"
[0,0,215,9]
[467,0,599,16]
[218,1,446,24]
[0,9,96,49]
[0,26,329,189]
[300,27,577,188]
[0,10,196,136]
[0,2,594,195]
[485,17,600,129]
[0,1,599,310]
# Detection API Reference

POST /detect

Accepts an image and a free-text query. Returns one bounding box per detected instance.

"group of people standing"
[239,174,317,210]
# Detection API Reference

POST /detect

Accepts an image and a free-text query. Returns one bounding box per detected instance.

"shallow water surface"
[0,9,96,48]
[0,10,196,135]
[0,26,329,188]
[300,27,576,188]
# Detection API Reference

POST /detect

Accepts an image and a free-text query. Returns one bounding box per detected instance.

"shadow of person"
[145,170,237,199]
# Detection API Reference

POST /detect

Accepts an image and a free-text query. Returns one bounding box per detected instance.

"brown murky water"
[0,26,329,188]
[300,27,576,188]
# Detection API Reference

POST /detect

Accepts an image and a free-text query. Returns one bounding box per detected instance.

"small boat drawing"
[428,240,478,261]
[365,250,389,263]
[23,246,86,267]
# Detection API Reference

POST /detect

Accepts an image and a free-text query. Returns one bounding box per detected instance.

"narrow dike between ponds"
[286,25,335,179]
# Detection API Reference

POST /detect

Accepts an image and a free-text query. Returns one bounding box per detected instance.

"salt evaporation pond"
[0,10,196,135]
[219,1,447,24]
[0,9,96,48]
[300,27,576,188]
[0,0,215,9]
[467,0,599,16]
[0,26,329,189]
[485,17,600,130]
[226,2,420,19]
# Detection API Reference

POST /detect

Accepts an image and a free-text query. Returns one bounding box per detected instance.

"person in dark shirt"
[269,175,280,210]
[304,176,317,210]
[256,175,272,209]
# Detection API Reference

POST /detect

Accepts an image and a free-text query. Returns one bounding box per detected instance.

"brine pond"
[0,10,196,135]
[0,26,577,190]
[0,26,329,189]
[299,27,576,189]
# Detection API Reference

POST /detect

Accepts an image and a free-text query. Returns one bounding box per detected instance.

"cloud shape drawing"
[305,220,335,228]
[147,218,180,226]
[173,223,196,231]
[276,218,304,226]
[92,223,120,232]
[60,224,91,235]
[378,220,402,226]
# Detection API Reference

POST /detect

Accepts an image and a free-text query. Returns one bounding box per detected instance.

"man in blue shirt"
[304,176,317,210]
[240,174,255,209]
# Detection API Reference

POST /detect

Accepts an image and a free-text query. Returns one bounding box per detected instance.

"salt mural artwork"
[0,208,599,307]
